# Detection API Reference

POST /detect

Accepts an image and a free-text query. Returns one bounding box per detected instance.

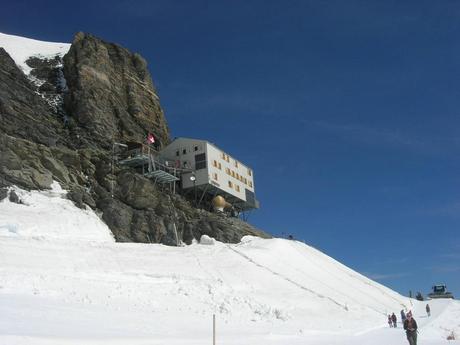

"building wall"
[159,138,208,189]
[160,138,255,202]
[206,143,255,202]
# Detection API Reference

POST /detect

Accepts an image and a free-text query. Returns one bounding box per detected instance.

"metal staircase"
[118,144,180,188]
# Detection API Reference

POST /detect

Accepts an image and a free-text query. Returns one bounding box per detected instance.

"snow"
[0,182,114,242]
[200,234,216,245]
[0,183,459,345]
[0,32,70,75]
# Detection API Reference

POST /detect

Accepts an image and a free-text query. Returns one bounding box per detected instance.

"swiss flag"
[146,133,155,144]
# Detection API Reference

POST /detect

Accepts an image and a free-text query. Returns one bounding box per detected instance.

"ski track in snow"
[227,244,348,310]
[286,240,408,313]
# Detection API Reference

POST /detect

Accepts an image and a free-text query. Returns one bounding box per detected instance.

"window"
[195,153,207,170]
[244,177,247,184]
[231,171,235,178]
[248,169,252,176]
[213,160,218,167]
[235,185,240,192]
[176,150,179,157]
[194,146,198,151]
[249,181,253,188]
[213,173,218,181]
[236,173,239,180]
[226,155,230,162]
[228,181,233,188]
[218,162,222,170]
[182,148,187,155]
[221,152,225,159]
[234,161,238,168]
[225,168,230,175]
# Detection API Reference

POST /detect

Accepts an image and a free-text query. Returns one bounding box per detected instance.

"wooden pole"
[173,222,179,247]
[213,314,216,345]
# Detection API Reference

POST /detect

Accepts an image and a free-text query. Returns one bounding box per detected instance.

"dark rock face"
[63,32,169,149]
[0,32,271,245]
[117,170,159,209]
[0,134,79,190]
[93,169,269,245]
[0,188,7,201]
[26,55,68,114]
[0,48,66,147]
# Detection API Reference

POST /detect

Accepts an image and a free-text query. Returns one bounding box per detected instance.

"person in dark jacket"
[391,312,397,328]
[403,311,418,345]
[426,303,431,317]
[388,315,393,327]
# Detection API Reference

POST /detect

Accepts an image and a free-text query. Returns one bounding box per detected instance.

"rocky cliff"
[63,33,169,149]
[0,32,270,244]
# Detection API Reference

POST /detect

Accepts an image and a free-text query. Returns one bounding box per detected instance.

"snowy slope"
[0,184,459,345]
[0,183,114,242]
[0,32,70,75]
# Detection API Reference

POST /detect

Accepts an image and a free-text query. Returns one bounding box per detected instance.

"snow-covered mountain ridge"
[0,32,70,113]
[0,32,70,75]
[1,184,459,345]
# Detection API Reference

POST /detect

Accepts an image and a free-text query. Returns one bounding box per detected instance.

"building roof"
[167,137,253,171]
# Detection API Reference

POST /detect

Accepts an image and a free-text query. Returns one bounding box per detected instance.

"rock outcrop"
[63,32,169,149]
[0,32,270,245]
[0,48,67,147]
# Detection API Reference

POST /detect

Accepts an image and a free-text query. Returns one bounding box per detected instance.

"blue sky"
[1,0,459,299]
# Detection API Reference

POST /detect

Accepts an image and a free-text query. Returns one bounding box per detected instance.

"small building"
[160,137,259,211]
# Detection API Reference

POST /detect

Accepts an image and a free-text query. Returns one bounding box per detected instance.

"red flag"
[147,133,155,144]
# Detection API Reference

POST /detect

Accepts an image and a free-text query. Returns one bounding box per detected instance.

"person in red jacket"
[403,311,418,345]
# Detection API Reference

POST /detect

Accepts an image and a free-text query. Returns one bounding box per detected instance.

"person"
[403,311,418,345]
[388,315,393,328]
[426,303,431,317]
[391,312,397,328]
[401,309,407,323]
